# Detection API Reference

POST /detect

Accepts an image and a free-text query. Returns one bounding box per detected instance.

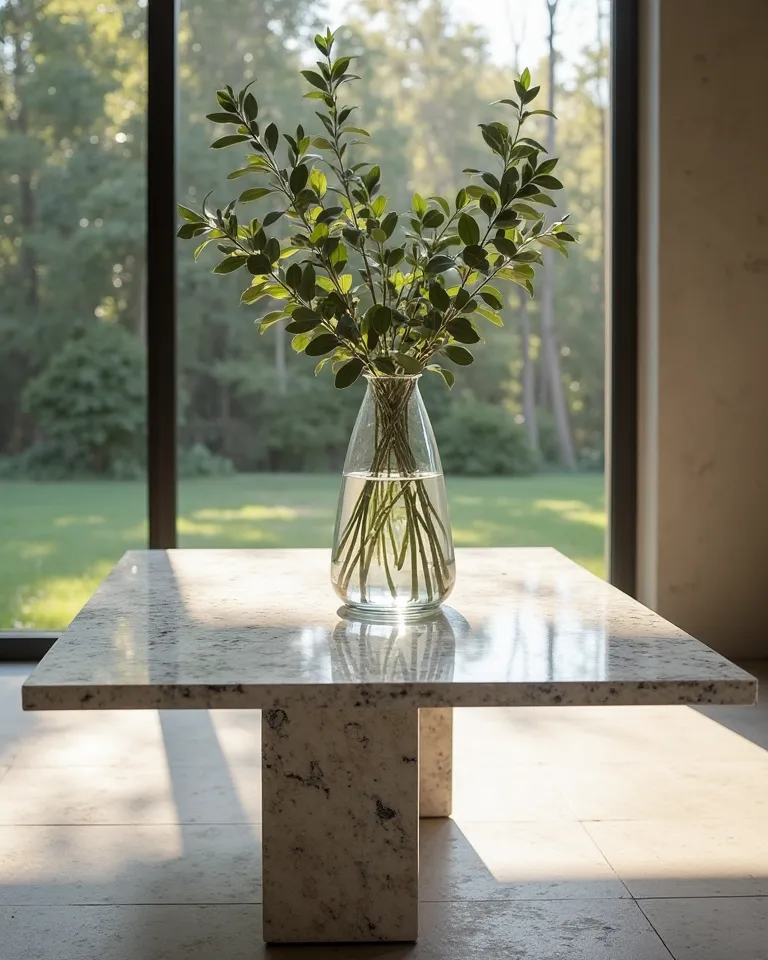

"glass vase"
[331,374,455,619]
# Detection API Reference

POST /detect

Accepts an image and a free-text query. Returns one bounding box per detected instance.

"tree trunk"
[10,7,39,310]
[518,293,540,456]
[540,0,577,470]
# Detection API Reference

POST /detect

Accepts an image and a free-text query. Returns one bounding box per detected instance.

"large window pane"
[0,0,147,628]
[177,0,607,575]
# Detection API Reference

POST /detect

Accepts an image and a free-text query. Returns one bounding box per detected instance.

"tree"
[538,0,577,469]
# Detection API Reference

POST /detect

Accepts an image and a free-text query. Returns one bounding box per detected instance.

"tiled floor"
[0,662,766,960]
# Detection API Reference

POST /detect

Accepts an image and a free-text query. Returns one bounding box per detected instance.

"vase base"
[340,600,445,624]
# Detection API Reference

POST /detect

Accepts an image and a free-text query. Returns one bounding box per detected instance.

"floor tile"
[0,900,673,960]
[452,762,574,821]
[3,710,260,769]
[640,897,768,960]
[585,819,768,898]
[558,761,768,821]
[455,704,768,765]
[0,763,262,825]
[420,819,628,901]
[0,824,261,905]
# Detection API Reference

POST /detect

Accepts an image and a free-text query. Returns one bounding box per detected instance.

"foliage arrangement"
[177,26,576,389]
[178,26,576,610]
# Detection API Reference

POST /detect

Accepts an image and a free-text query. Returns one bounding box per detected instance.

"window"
[175,0,609,576]
[1,0,638,641]
[0,0,147,629]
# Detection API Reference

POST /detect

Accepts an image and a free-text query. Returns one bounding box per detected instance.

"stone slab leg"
[261,706,419,943]
[419,708,453,818]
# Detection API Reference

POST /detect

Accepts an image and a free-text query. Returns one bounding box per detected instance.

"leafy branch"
[177,27,577,390]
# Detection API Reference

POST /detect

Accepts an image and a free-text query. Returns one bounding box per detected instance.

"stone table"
[22,548,757,943]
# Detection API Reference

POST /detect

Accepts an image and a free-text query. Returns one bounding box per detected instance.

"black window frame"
[0,0,638,659]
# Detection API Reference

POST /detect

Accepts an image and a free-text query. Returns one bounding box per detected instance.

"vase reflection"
[330,607,469,683]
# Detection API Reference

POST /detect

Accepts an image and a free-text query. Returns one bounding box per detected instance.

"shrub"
[179,442,234,478]
[434,400,536,477]
[22,322,146,477]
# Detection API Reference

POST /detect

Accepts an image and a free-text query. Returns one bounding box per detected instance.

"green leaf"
[258,310,286,332]
[536,234,568,256]
[344,126,371,137]
[305,333,339,356]
[426,364,455,389]
[447,318,480,344]
[429,282,450,312]
[522,85,540,104]
[177,223,205,240]
[371,195,387,217]
[426,254,456,274]
[455,188,469,210]
[529,192,557,207]
[211,135,249,149]
[430,196,451,217]
[335,358,364,388]
[374,357,397,375]
[423,209,445,229]
[369,305,392,335]
[394,352,422,374]
[291,308,322,324]
[301,70,327,91]
[264,237,280,264]
[461,245,490,269]
[338,274,353,293]
[412,192,427,216]
[494,236,518,258]
[312,136,333,150]
[520,67,531,90]
[479,194,497,219]
[475,305,503,326]
[309,168,328,197]
[243,93,258,121]
[458,213,480,246]
[239,187,274,203]
[292,332,313,353]
[178,205,205,223]
[285,262,302,290]
[263,210,285,227]
[264,123,279,153]
[331,56,353,80]
[371,227,387,243]
[492,98,520,109]
[299,262,316,301]
[381,211,399,238]
[510,202,543,220]
[285,317,321,333]
[479,289,504,310]
[213,255,247,274]
[246,253,272,275]
[289,165,309,194]
[533,174,563,190]
[443,345,474,366]
[193,239,212,260]
[535,158,559,176]
[206,111,242,124]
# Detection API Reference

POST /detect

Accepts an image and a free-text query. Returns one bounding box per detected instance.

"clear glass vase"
[331,374,455,619]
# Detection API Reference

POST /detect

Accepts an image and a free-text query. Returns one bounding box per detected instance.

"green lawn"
[0,473,606,629]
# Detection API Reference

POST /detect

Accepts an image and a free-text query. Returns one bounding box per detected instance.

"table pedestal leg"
[261,706,419,943]
[419,708,453,818]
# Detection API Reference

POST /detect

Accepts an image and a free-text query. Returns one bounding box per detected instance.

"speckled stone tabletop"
[20,548,758,943]
[22,548,757,712]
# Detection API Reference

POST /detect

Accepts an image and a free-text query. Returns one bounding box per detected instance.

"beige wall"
[638,0,768,657]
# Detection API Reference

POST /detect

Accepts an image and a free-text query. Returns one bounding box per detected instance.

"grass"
[0,472,606,629]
